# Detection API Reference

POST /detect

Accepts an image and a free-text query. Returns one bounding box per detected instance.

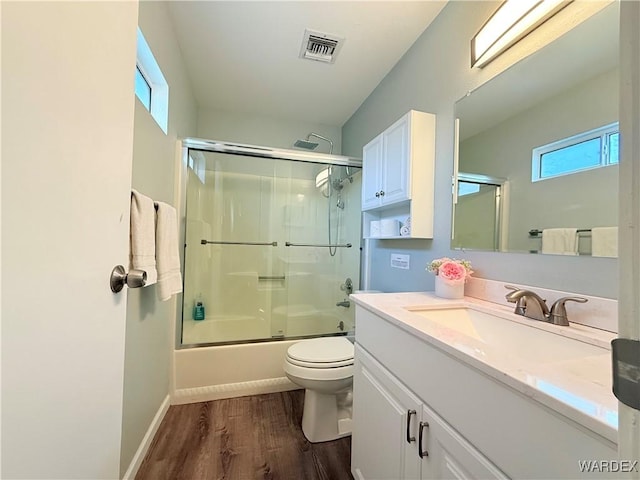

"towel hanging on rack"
[592,227,618,258]
[155,201,183,301]
[130,190,158,285]
[541,228,578,255]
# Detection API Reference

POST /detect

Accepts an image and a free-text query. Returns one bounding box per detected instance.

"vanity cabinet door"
[419,404,507,480]
[362,134,384,210]
[352,345,422,480]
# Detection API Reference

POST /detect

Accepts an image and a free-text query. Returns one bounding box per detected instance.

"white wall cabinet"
[361,110,436,239]
[352,345,505,480]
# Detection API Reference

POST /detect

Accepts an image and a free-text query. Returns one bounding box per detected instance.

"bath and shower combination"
[180,138,361,346]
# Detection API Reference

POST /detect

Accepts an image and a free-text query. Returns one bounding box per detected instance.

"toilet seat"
[286,337,354,369]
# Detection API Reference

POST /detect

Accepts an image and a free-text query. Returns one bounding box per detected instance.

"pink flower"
[438,261,467,282]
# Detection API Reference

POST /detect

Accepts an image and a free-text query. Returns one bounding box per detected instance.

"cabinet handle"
[380,190,385,196]
[375,192,380,198]
[406,410,416,443]
[418,421,429,458]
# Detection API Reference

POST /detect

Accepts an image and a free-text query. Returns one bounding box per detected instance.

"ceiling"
[167,1,447,127]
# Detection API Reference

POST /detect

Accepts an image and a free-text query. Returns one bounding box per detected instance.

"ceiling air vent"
[299,29,344,64]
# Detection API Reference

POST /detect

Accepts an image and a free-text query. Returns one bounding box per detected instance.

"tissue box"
[380,219,400,237]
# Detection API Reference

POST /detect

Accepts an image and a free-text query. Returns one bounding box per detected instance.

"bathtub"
[173,309,352,405]
[181,314,270,345]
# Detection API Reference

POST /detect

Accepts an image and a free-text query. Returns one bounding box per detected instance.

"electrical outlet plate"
[391,254,410,270]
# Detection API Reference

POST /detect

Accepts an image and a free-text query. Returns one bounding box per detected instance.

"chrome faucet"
[505,287,549,321]
[504,286,587,326]
[336,299,351,308]
[548,296,588,326]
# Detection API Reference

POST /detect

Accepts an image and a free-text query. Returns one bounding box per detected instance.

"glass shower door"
[181,150,361,346]
[276,164,361,339]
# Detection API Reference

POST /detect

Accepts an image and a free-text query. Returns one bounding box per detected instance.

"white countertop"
[351,291,618,444]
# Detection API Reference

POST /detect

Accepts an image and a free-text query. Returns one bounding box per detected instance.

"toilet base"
[301,389,352,443]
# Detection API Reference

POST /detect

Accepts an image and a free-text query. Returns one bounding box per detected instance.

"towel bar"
[200,239,277,246]
[285,242,352,248]
[529,228,591,237]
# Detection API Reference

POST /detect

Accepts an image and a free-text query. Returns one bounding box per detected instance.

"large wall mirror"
[453,2,619,258]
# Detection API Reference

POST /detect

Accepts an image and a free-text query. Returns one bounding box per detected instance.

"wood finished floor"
[136,390,354,480]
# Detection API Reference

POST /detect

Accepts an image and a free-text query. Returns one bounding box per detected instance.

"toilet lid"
[287,337,354,366]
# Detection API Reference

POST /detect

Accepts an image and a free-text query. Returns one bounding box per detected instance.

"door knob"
[110,265,147,293]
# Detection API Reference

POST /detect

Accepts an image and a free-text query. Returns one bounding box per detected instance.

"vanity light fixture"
[471,0,572,68]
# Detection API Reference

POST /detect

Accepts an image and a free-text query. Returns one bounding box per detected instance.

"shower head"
[294,133,333,154]
[294,139,320,150]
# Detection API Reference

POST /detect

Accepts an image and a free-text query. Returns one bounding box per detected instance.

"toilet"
[284,336,354,443]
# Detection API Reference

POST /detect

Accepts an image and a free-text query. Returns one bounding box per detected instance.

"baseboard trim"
[172,377,299,405]
[122,394,170,480]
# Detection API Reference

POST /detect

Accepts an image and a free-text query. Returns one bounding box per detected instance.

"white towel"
[592,227,618,258]
[541,228,578,255]
[130,190,157,285]
[155,201,183,301]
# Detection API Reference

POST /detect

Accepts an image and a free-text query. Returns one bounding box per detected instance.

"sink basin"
[407,306,609,364]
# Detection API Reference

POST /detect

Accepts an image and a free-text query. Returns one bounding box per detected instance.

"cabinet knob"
[375,192,380,198]
[380,190,385,197]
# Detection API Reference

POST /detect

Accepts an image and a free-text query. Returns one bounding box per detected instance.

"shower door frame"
[453,172,506,252]
[174,138,363,350]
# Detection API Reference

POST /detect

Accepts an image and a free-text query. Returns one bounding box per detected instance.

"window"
[458,181,481,196]
[134,65,151,111]
[135,28,168,134]
[532,123,619,182]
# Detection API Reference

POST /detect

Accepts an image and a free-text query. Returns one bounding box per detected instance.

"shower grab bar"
[201,239,278,246]
[258,276,285,281]
[285,242,352,248]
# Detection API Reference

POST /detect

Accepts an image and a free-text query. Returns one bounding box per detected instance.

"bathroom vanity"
[350,292,618,480]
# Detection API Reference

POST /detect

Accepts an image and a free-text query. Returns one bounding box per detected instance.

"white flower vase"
[434,275,465,299]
